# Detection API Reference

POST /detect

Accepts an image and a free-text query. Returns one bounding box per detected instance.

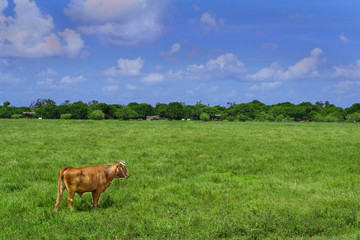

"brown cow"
[54,161,130,211]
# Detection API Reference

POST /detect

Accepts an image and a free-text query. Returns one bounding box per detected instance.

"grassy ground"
[1,119,360,239]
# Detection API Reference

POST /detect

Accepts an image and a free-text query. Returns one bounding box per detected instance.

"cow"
[54,161,130,211]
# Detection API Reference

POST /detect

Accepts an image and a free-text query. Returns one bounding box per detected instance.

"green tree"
[35,104,60,119]
[200,112,210,121]
[115,106,139,120]
[69,101,88,119]
[165,102,185,120]
[345,103,360,115]
[3,101,10,107]
[155,103,168,118]
[30,99,56,109]
[132,103,154,119]
[88,110,105,120]
[88,103,114,119]
[346,112,360,123]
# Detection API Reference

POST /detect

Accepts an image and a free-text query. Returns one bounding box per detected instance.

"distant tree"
[345,103,360,115]
[62,100,71,106]
[35,104,60,119]
[165,102,185,120]
[200,112,210,121]
[115,106,139,120]
[315,101,324,108]
[346,112,360,123]
[268,102,296,120]
[88,100,99,105]
[155,103,168,118]
[30,99,56,109]
[293,102,318,121]
[88,103,114,119]
[3,101,10,107]
[88,110,105,120]
[69,101,88,119]
[131,103,154,119]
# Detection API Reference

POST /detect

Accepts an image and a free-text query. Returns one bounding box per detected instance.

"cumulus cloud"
[60,75,87,84]
[66,0,168,45]
[0,0,87,58]
[137,53,247,86]
[200,11,224,32]
[141,73,165,84]
[104,57,144,77]
[206,53,246,73]
[339,32,349,43]
[332,60,360,79]
[160,43,181,58]
[248,48,326,81]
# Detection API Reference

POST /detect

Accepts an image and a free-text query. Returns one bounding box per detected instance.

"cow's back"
[63,165,109,194]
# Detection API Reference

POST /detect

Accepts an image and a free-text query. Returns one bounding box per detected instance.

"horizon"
[1,0,360,108]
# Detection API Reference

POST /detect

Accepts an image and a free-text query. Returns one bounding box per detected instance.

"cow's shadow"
[75,194,115,211]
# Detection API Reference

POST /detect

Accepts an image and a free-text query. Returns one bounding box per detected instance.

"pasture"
[1,119,360,239]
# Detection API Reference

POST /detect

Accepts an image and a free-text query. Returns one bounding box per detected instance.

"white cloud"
[36,78,54,86]
[60,75,87,84]
[339,33,349,43]
[102,85,119,92]
[160,43,181,57]
[187,64,205,72]
[141,73,165,84]
[0,72,21,83]
[138,53,246,85]
[249,81,282,91]
[66,0,168,46]
[0,0,86,58]
[206,53,246,74]
[248,48,326,81]
[104,57,144,77]
[332,60,360,79]
[200,11,224,32]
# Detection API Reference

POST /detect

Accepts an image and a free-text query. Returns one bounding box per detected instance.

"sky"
[0,0,360,108]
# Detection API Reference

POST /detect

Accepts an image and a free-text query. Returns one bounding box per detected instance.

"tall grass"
[0,119,360,239]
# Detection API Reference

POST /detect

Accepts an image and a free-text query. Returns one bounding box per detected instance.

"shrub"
[88,110,105,120]
[313,113,325,122]
[226,116,235,122]
[323,112,344,122]
[60,114,72,119]
[11,114,22,119]
[200,112,210,122]
[346,112,360,123]
[236,114,250,122]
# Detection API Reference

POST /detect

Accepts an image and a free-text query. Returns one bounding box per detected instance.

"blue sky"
[0,0,360,107]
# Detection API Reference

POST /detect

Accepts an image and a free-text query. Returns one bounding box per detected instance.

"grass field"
[1,119,360,239]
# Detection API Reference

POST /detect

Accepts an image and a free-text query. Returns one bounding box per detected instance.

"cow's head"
[116,161,130,179]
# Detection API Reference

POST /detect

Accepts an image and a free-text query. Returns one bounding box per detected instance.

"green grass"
[1,119,360,239]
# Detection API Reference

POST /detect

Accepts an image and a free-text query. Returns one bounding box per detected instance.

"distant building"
[146,116,160,121]
[23,112,36,119]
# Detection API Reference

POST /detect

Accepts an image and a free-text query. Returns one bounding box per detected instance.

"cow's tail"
[54,167,69,211]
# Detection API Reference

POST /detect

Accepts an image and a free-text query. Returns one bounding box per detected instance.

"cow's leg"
[54,180,66,211]
[67,190,76,211]
[92,191,101,209]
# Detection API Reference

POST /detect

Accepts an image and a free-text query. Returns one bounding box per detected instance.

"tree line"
[1,99,360,122]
